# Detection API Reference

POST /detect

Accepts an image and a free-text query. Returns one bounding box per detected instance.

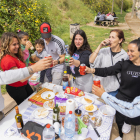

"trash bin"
[70,23,80,39]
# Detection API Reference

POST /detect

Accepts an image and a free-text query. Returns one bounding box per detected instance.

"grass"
[55,25,134,51]
[1,85,6,94]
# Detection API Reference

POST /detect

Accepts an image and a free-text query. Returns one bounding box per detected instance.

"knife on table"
[89,119,100,137]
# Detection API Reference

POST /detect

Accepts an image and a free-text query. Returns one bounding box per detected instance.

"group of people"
[0,21,140,140]
[97,11,116,21]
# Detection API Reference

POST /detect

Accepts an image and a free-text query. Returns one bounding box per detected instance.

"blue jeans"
[108,89,118,97]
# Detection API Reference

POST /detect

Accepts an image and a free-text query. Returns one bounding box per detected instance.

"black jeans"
[40,68,52,83]
[116,111,140,137]
[116,93,140,137]
[6,84,33,105]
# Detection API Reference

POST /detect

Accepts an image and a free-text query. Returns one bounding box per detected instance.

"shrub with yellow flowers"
[0,0,49,43]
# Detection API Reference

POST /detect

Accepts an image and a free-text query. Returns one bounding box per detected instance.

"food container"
[82,114,90,126]
[99,105,116,116]
[75,109,82,117]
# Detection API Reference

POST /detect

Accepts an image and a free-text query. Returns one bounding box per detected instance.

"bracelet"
[28,67,34,75]
[94,51,98,55]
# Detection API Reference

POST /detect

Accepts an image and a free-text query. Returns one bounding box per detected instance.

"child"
[17,30,34,66]
[31,39,52,83]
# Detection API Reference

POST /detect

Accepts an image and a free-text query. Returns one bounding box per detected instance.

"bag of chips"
[64,87,85,97]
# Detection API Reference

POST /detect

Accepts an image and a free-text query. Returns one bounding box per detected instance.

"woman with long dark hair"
[67,30,93,92]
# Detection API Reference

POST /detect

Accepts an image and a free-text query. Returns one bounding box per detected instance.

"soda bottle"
[53,104,60,124]
[65,53,71,66]
[42,124,55,140]
[93,78,101,88]
[62,71,69,91]
[64,111,75,140]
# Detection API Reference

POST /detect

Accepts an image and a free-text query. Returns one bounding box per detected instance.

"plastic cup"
[81,127,88,138]
[30,46,34,50]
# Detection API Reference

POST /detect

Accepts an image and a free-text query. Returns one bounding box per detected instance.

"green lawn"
[54,25,134,51]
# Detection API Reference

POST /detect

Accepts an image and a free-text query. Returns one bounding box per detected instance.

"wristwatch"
[58,60,60,64]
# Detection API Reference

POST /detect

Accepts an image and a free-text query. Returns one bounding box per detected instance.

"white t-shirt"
[44,34,66,73]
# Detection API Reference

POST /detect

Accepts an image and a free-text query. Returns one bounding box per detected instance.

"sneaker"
[122,122,131,134]
[0,111,5,121]
[114,136,122,140]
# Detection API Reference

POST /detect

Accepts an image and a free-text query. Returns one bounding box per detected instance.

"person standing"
[67,30,93,93]
[40,22,66,85]
[89,29,128,96]
[0,57,52,121]
[1,32,33,105]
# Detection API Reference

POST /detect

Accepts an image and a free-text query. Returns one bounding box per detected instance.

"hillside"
[38,0,94,44]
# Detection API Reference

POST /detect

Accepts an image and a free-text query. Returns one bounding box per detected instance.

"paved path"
[125,12,140,38]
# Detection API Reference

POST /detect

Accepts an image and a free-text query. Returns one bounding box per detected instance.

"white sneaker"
[114,136,122,140]
[122,122,131,133]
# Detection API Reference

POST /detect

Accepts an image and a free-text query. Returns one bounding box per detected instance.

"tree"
[112,0,114,13]
[131,0,136,18]
[121,0,124,14]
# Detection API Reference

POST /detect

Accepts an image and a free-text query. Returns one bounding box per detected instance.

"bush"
[82,0,112,14]
[0,0,49,43]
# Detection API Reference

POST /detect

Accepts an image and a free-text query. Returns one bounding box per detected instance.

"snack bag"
[55,96,67,115]
[64,87,85,97]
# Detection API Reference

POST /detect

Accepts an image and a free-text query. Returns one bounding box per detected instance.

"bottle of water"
[42,124,55,140]
[65,45,69,54]
[64,111,75,140]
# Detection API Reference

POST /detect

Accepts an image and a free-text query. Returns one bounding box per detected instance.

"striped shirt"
[43,34,66,73]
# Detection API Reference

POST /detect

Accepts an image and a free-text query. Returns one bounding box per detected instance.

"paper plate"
[81,96,95,105]
[84,104,97,112]
[32,108,49,119]
[41,91,55,100]
[99,105,116,116]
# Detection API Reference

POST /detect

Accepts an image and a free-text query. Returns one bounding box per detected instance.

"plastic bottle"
[62,71,69,91]
[42,124,55,140]
[65,53,71,66]
[64,111,75,140]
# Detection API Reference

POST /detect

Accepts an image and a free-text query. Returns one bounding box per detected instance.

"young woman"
[67,30,93,93]
[89,29,128,96]
[0,32,33,105]
[86,38,140,140]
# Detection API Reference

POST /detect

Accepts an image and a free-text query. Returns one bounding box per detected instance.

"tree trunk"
[131,0,136,18]
[112,0,114,13]
[121,0,123,14]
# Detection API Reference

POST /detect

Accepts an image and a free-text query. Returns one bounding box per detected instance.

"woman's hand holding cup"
[30,57,53,73]
[69,57,75,66]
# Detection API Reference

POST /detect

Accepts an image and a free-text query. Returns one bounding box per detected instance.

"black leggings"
[6,84,33,105]
[116,110,140,138]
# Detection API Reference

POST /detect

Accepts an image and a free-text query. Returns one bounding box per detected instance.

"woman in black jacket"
[86,38,140,140]
[67,30,93,92]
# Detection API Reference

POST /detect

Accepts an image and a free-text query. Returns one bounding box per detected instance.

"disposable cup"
[81,127,88,138]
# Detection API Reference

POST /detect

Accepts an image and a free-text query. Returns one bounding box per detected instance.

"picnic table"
[0,83,115,140]
[94,16,119,26]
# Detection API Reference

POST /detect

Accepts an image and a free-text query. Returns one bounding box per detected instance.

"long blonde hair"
[0,32,24,62]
